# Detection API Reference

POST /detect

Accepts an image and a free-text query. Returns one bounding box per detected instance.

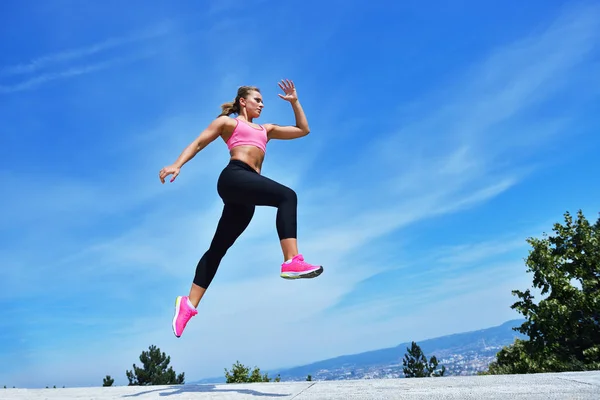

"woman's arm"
[159,116,227,183]
[266,79,311,140]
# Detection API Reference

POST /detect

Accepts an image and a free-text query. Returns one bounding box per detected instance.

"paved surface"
[2,371,599,399]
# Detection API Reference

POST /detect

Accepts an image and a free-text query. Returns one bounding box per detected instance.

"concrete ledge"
[3,371,599,399]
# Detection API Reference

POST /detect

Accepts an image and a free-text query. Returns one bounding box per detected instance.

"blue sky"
[1,0,599,389]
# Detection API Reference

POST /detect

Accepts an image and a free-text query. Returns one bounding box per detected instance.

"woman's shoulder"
[216,115,237,122]
[214,115,239,127]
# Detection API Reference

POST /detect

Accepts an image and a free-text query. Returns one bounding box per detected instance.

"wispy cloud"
[0,24,172,77]
[0,22,174,94]
[373,4,600,168]
[0,51,157,94]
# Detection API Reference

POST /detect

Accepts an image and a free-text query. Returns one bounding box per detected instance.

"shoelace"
[181,306,195,320]
[296,256,315,267]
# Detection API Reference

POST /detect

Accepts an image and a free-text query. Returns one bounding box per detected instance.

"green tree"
[402,341,445,377]
[103,375,114,387]
[306,374,312,381]
[487,210,600,374]
[224,361,278,383]
[126,345,185,385]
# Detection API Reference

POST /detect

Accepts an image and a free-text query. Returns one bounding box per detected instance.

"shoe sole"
[172,296,182,338]
[281,266,324,280]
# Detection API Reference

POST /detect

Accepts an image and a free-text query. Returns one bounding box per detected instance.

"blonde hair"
[219,86,260,117]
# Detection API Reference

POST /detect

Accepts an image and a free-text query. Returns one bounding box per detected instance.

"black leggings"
[193,159,298,289]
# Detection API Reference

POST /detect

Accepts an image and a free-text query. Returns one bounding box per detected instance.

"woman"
[159,79,323,338]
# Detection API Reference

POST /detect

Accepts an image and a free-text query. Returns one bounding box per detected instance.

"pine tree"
[402,341,445,377]
[103,375,114,387]
[126,345,185,385]
[224,361,274,383]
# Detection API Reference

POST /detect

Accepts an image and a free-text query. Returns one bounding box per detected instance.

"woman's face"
[241,90,264,118]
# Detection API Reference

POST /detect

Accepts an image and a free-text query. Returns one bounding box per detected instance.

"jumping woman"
[159,79,323,338]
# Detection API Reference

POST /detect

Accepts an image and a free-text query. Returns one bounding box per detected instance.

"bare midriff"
[229,146,265,173]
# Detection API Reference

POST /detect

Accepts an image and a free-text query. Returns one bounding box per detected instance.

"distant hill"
[192,319,527,383]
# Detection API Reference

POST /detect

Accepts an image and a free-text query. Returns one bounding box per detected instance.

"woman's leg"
[173,202,254,338]
[218,162,299,258]
[218,161,322,279]
[280,239,299,262]
[189,202,255,307]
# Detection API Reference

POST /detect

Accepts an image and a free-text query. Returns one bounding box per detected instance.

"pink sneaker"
[172,296,198,338]
[281,254,323,279]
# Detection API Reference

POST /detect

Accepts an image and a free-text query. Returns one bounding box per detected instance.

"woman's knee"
[281,186,297,205]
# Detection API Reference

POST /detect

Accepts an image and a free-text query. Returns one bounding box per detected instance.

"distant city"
[193,319,527,383]
[295,346,506,381]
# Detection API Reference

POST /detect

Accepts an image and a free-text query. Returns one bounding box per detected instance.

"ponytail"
[218,85,261,117]
[219,100,240,117]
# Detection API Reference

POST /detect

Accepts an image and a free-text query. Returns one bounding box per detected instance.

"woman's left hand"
[277,79,298,103]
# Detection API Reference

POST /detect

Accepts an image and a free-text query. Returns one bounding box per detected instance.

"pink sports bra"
[226,118,268,153]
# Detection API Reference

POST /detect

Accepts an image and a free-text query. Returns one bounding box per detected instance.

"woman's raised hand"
[277,79,298,103]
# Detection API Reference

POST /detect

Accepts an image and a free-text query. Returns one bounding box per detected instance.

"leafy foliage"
[487,210,600,374]
[224,361,280,383]
[402,341,445,377]
[126,345,185,385]
[102,375,114,387]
